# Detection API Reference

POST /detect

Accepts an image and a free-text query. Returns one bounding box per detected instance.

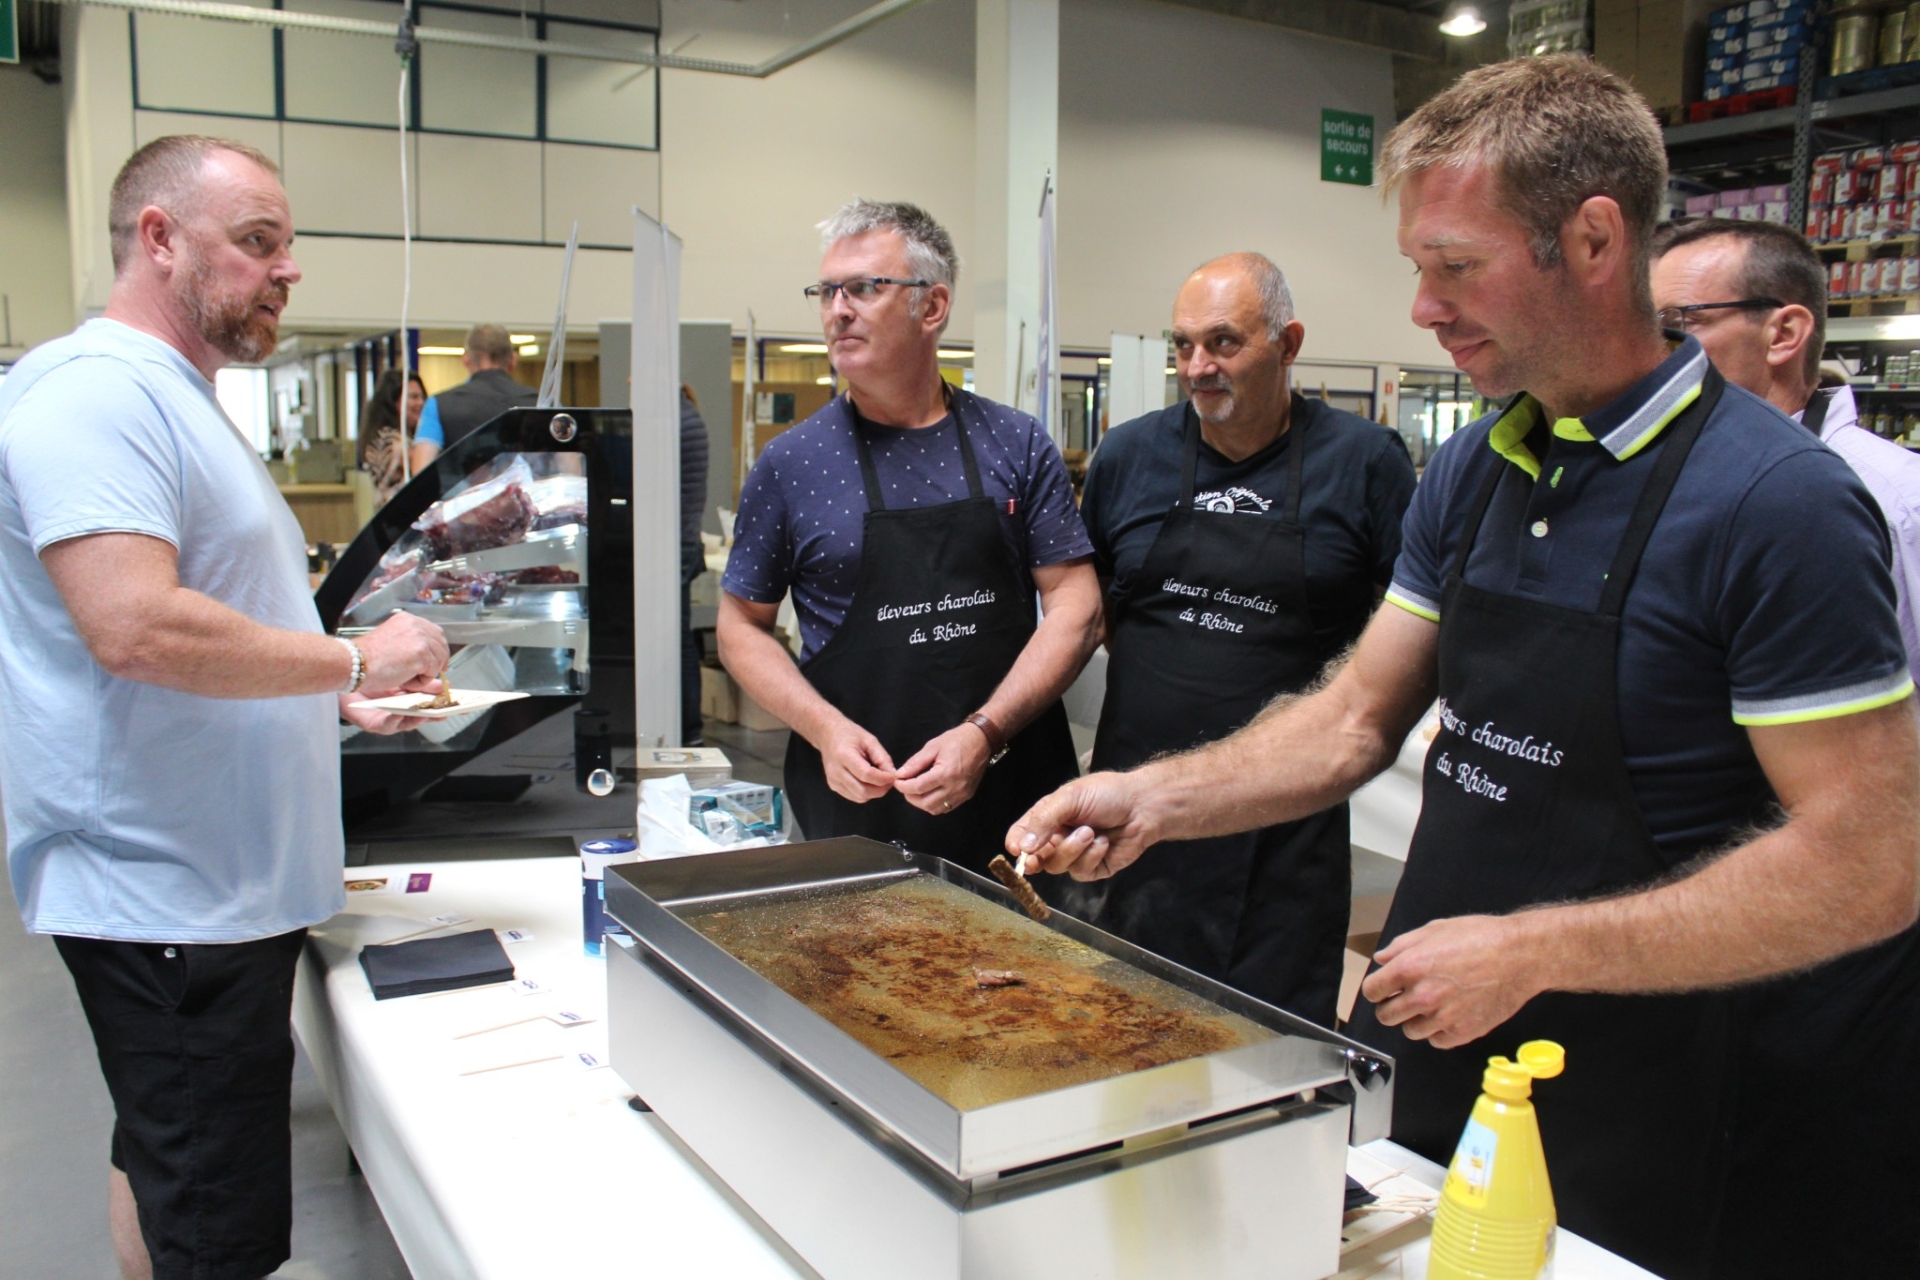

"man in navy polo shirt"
[719,199,1100,876]
[1009,57,1917,1279]
[1066,252,1415,1024]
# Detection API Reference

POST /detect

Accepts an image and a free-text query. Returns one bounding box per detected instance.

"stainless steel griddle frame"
[603,837,1396,1280]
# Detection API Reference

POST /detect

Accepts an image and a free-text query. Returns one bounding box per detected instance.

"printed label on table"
[545,1009,593,1027]
[499,928,535,944]
[431,913,470,927]
[574,1050,610,1071]
[406,873,433,893]
[345,877,393,895]
[511,978,548,997]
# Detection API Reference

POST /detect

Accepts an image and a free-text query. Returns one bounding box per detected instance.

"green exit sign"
[0,0,17,65]
[1321,109,1374,186]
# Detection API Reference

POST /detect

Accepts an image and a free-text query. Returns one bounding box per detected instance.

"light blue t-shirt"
[415,395,444,448]
[0,319,345,942]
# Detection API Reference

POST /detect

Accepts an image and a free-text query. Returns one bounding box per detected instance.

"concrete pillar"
[973,0,1058,411]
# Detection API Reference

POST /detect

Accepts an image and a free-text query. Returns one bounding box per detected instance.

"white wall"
[57,0,1438,369]
[659,0,977,343]
[1057,0,1433,368]
[0,67,75,355]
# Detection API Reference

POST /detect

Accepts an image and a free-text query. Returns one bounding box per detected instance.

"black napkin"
[1344,1175,1378,1211]
[359,928,516,1000]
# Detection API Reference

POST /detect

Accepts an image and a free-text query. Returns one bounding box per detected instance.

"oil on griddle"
[683,874,1276,1111]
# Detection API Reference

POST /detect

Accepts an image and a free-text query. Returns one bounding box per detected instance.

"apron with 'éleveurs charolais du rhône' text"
[783,398,1078,880]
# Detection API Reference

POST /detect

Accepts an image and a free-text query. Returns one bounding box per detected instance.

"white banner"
[632,207,684,748]
[1036,173,1060,447]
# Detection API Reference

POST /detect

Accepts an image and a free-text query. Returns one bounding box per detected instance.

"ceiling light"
[1439,4,1486,36]
[519,344,539,356]
[816,375,835,385]
[1164,367,1178,375]
[936,349,973,360]
[780,343,830,354]
[508,333,536,344]
[418,346,464,356]
[1096,356,1112,365]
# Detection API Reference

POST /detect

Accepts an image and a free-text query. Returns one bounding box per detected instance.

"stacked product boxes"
[1702,0,1813,100]
[1805,145,1920,300]
[1682,184,1793,226]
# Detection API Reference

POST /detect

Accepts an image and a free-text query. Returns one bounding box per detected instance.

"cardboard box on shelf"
[1595,0,1639,80]
[737,687,786,733]
[700,662,738,724]
[1639,0,1719,112]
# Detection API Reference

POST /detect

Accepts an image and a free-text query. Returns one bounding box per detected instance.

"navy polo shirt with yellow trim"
[1388,335,1912,855]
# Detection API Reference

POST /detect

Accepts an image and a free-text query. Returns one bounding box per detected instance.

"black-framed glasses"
[1656,298,1784,332]
[803,276,931,307]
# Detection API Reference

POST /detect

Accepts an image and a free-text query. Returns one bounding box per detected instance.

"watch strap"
[966,712,1010,764]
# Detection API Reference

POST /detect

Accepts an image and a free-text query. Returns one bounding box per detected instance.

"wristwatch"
[966,712,1011,765]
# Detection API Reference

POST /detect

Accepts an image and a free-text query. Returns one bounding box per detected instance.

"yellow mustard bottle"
[1426,1039,1566,1280]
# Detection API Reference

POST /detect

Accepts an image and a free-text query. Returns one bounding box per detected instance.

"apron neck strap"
[1800,385,1832,436]
[1450,431,1509,580]
[849,383,980,511]
[1178,397,1307,521]
[1595,367,1722,617]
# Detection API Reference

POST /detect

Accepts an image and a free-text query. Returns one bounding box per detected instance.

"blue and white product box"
[579,836,639,957]
[687,781,785,842]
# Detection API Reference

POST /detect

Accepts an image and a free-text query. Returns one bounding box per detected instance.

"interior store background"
[0,1,1578,1276]
[0,0,1492,517]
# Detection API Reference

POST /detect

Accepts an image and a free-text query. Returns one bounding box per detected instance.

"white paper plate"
[349,688,531,719]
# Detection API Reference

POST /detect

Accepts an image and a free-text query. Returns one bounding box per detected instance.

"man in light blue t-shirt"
[0,135,447,1280]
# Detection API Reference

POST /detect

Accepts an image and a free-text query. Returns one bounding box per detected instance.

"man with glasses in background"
[1652,216,1920,682]
[717,199,1100,876]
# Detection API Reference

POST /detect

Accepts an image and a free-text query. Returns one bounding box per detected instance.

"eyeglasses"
[1656,298,1784,332]
[803,276,931,307]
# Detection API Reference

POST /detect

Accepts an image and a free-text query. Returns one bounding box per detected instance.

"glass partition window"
[133,3,276,116]
[132,1,658,150]
[544,20,659,149]
[418,4,538,138]
[283,0,410,127]
[340,452,589,750]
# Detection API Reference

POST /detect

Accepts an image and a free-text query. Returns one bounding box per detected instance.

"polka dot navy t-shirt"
[723,389,1093,662]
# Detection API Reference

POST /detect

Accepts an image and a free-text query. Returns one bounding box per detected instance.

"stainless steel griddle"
[605,836,1394,1280]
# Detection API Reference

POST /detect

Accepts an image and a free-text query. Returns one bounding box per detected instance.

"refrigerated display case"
[314,406,634,827]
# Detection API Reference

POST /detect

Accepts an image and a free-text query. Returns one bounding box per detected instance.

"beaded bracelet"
[336,636,366,694]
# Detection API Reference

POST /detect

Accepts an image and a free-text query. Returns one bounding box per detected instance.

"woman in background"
[359,369,426,504]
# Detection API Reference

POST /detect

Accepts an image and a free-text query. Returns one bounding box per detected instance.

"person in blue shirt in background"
[407,323,537,474]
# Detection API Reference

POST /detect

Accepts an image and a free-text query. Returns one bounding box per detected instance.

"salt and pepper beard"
[1189,373,1236,424]
[175,236,288,365]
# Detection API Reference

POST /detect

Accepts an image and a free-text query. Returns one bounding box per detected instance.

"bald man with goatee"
[1061,252,1416,1024]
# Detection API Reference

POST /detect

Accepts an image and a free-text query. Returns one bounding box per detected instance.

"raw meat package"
[528,474,589,531]
[412,458,537,559]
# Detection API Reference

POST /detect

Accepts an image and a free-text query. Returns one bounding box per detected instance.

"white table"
[293,856,1653,1280]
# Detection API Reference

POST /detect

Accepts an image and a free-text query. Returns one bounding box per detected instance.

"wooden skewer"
[423,663,457,711]
[454,1014,543,1039]
[369,920,462,947]
[458,1053,564,1077]
[988,853,1051,922]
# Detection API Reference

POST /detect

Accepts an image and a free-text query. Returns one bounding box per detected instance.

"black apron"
[783,401,1079,880]
[1069,404,1350,1024]
[1349,373,1735,1280]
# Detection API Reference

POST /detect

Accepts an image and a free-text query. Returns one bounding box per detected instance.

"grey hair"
[817,198,960,289]
[1195,252,1295,339]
